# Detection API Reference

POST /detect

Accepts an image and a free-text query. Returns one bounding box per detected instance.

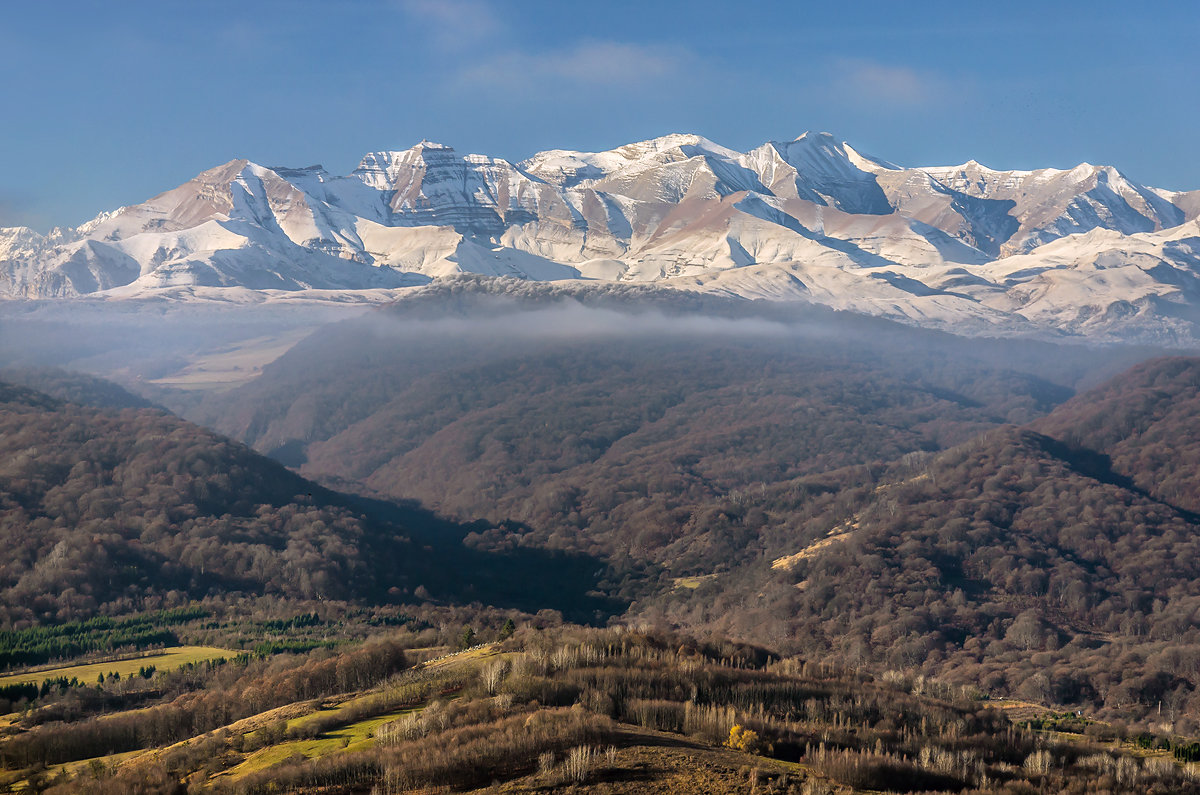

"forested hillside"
[190,282,1139,580]
[8,624,1198,794]
[0,384,402,623]
[0,382,616,630]
[1032,356,1200,513]
[642,358,1200,727]
[168,288,1200,725]
[0,367,157,410]
[11,284,1200,737]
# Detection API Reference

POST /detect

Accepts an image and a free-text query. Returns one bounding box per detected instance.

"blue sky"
[1,0,1197,229]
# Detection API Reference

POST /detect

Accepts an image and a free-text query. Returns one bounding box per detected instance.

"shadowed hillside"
[0,383,621,629]
[1033,356,1200,513]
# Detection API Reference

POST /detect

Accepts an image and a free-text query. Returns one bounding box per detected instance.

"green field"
[226,708,415,779]
[3,642,519,790]
[0,646,236,688]
[221,645,502,780]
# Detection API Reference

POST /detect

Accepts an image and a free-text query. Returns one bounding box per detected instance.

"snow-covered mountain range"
[3,132,1199,343]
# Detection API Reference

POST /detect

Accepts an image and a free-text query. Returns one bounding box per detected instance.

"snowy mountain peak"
[75,208,128,237]
[792,130,837,143]
[926,159,1023,177]
[842,143,899,173]
[774,134,853,165]
[0,226,46,261]
[616,132,718,156]
[352,143,463,185]
[752,133,892,214]
[4,133,1200,345]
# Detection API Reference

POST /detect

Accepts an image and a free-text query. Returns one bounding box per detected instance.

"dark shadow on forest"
[331,490,629,626]
[1037,434,1200,523]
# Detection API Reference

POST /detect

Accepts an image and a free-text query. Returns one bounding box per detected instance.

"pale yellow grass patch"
[771,521,858,572]
[0,646,236,689]
[672,574,718,590]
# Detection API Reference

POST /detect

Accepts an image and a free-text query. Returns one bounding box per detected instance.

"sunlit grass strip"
[226,647,499,778]
[0,645,235,688]
[227,709,415,778]
[673,574,718,590]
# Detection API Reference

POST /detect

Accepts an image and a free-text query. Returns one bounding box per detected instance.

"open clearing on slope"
[147,329,314,391]
[26,644,502,789]
[214,647,503,780]
[0,646,235,688]
[771,520,858,572]
[672,574,718,590]
[224,708,417,779]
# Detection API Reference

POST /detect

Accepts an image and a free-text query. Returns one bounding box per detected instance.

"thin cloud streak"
[458,40,690,90]
[399,0,504,51]
[829,58,952,108]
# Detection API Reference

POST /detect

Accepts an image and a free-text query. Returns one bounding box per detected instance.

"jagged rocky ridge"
[3,132,1200,343]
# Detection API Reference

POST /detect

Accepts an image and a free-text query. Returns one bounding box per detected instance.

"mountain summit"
[2,133,1199,344]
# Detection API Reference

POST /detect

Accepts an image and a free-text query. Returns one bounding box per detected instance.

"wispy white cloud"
[399,0,504,50]
[459,40,688,90]
[830,59,950,108]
